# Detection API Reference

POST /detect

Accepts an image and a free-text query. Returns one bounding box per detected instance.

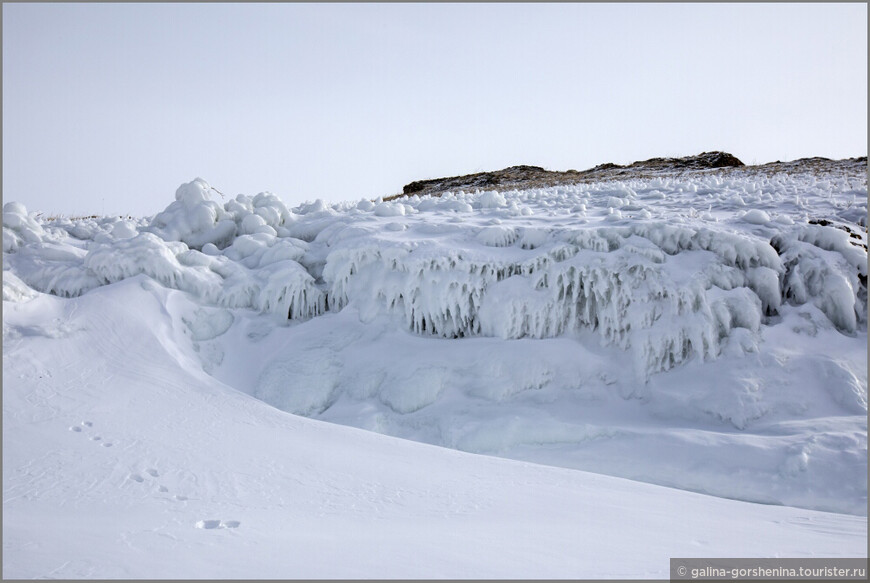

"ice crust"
[4,173,866,379]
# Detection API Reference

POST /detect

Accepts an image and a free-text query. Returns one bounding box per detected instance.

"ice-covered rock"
[3,202,45,252]
[741,209,771,224]
[478,190,507,208]
[2,270,39,302]
[147,178,237,250]
[374,202,406,217]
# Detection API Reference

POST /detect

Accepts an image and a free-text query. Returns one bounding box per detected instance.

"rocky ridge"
[388,151,867,201]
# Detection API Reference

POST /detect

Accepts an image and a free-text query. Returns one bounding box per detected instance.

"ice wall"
[319,222,804,378]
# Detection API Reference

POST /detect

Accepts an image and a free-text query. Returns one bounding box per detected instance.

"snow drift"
[4,278,864,578]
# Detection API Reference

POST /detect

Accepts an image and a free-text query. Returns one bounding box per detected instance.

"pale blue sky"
[3,2,867,217]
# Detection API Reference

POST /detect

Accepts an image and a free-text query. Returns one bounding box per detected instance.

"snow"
[3,166,867,577]
[741,208,772,224]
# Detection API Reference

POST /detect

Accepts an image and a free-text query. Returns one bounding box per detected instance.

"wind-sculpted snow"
[3,169,867,514]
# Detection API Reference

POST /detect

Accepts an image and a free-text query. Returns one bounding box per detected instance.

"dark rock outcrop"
[389,152,865,201]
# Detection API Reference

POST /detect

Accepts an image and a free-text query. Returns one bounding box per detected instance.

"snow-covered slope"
[3,163,867,576]
[3,278,866,578]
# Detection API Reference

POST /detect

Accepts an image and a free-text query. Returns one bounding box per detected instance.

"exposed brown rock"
[386,152,866,201]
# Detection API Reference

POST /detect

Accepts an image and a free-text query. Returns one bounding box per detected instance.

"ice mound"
[146,178,238,249]
[146,178,299,249]
[3,182,328,318]
[3,201,45,252]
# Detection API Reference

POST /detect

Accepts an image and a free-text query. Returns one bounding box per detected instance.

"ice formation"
[4,169,867,514]
[4,172,867,380]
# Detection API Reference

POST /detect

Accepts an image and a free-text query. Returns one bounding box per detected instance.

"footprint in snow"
[70,421,112,446]
[130,467,176,496]
[123,464,184,499]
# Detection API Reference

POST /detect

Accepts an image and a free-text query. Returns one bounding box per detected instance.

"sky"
[3,2,867,218]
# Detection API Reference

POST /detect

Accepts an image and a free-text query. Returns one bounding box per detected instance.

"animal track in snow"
[74,423,180,502]
[126,466,184,498]
[195,519,240,530]
[69,420,115,447]
[69,420,91,432]
[123,465,190,501]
